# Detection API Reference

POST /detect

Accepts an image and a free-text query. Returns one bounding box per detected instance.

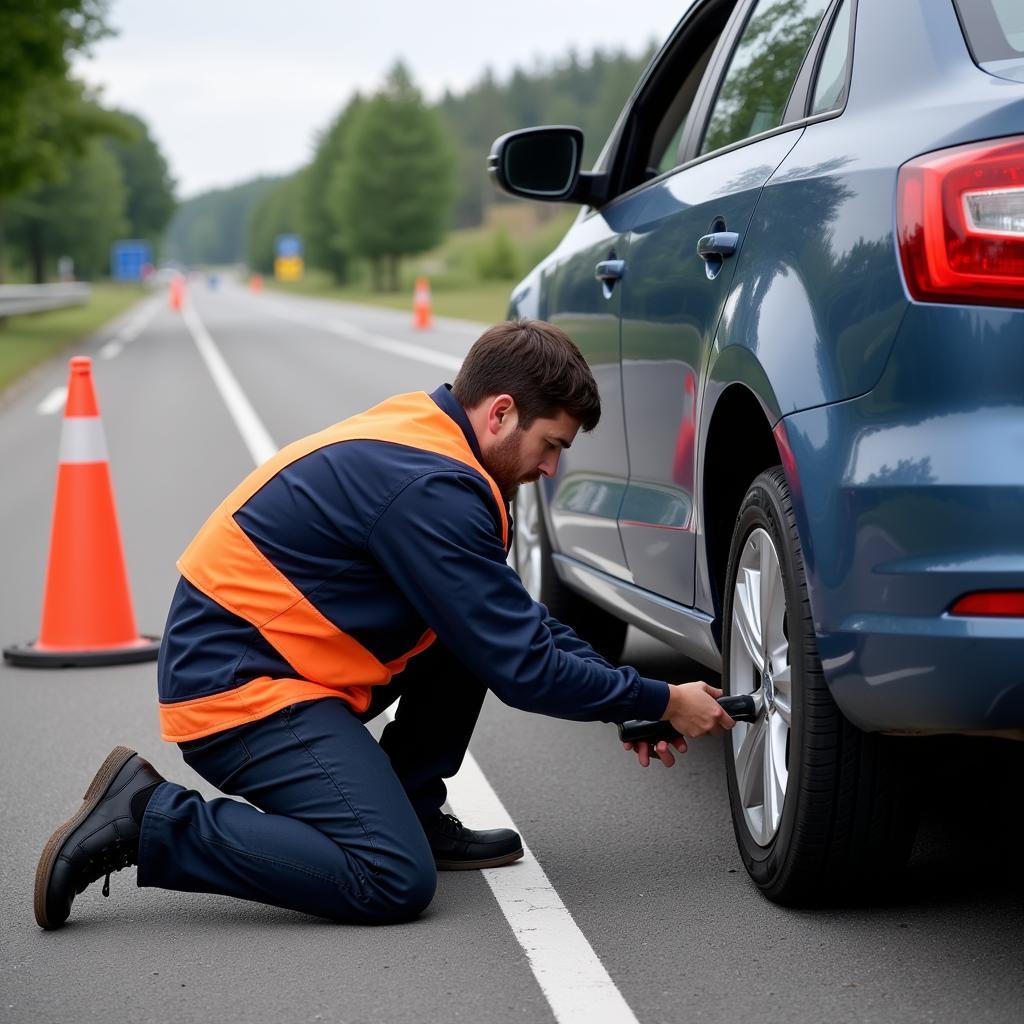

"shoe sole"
[33,745,137,930]
[435,847,525,871]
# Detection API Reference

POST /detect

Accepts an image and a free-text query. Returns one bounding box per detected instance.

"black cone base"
[3,635,161,668]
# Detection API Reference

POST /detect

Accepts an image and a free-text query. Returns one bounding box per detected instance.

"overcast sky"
[72,0,693,198]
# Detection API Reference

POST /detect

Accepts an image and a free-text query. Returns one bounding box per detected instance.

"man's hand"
[622,681,735,768]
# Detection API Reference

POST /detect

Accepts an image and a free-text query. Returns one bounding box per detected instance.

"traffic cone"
[3,358,160,667]
[249,273,263,294]
[169,274,185,311]
[413,276,432,330]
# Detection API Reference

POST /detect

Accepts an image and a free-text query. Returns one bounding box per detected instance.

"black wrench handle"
[617,694,757,746]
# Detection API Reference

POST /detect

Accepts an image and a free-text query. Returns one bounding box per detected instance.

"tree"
[332,63,454,291]
[303,96,363,284]
[105,111,176,251]
[246,171,307,274]
[0,1,112,200]
[6,140,127,281]
[163,177,281,265]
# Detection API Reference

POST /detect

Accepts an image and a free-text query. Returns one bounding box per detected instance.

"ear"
[485,394,518,436]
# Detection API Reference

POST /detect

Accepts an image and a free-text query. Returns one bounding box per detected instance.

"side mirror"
[488,126,607,206]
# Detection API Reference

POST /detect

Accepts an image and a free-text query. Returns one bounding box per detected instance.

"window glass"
[955,0,1024,60]
[810,0,852,115]
[700,0,830,155]
[650,37,718,176]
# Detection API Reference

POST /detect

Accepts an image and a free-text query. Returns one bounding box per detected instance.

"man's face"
[483,408,580,502]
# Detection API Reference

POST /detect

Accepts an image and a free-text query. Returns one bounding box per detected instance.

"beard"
[483,429,540,502]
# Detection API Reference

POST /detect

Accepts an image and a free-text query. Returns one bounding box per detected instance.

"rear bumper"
[780,303,1024,734]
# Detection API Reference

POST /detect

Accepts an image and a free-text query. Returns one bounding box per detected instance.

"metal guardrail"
[0,283,91,318]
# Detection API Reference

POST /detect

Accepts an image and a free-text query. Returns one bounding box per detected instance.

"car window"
[650,35,719,176]
[955,0,1024,61]
[810,0,853,115]
[700,0,831,156]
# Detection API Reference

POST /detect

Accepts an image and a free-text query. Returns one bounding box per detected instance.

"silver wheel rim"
[513,484,543,601]
[729,527,792,847]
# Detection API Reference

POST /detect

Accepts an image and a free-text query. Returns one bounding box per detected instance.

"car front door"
[618,0,834,606]
[539,202,646,580]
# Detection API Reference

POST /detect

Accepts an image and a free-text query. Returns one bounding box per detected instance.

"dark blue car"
[490,0,1024,903]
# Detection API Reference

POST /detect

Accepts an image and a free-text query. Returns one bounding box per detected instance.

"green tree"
[6,140,127,281]
[105,111,176,251]
[164,176,281,265]
[246,171,307,274]
[333,63,454,291]
[303,96,363,284]
[0,0,112,199]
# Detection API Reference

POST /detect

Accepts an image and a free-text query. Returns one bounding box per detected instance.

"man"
[35,320,733,930]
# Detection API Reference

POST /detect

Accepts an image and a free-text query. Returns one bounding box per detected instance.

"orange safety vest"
[159,391,508,742]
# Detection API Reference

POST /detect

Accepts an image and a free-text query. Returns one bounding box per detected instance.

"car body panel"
[618,129,802,606]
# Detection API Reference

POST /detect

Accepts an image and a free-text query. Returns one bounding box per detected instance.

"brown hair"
[452,319,601,431]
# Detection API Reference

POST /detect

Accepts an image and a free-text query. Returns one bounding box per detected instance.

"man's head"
[452,319,601,501]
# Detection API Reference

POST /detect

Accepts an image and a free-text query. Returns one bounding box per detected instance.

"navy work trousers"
[137,643,486,923]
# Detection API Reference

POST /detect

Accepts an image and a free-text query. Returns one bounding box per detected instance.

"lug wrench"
[617,694,758,749]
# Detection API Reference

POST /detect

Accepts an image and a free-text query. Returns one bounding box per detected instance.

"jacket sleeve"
[367,470,669,723]
[541,608,615,667]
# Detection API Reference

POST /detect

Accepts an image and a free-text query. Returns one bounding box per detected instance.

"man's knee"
[370,850,437,922]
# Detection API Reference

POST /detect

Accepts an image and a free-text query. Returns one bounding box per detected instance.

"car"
[489,0,1024,904]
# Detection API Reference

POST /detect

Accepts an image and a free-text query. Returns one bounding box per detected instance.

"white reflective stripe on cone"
[58,416,109,464]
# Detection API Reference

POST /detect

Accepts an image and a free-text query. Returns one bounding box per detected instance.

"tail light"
[897,136,1024,307]
[949,591,1024,617]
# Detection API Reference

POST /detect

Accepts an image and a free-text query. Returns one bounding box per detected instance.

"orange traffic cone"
[3,358,160,667]
[249,273,263,294]
[169,274,185,311]
[413,276,432,329]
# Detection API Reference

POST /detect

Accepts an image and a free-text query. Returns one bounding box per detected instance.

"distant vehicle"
[146,265,184,289]
[491,0,1024,904]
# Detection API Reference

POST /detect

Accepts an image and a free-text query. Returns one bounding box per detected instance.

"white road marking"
[180,301,277,466]
[188,298,639,1024]
[99,341,123,360]
[37,386,68,416]
[258,299,464,372]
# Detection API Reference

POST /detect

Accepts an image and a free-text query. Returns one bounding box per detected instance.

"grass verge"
[0,283,146,394]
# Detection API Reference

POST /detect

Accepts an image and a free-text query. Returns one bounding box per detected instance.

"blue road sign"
[275,234,302,259]
[111,240,152,282]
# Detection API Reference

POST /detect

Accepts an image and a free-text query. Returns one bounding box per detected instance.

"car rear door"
[617,0,836,606]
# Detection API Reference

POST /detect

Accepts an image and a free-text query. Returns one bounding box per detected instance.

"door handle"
[595,258,625,299]
[595,259,625,282]
[696,232,739,260]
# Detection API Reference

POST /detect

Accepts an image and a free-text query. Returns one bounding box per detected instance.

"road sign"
[111,240,152,282]
[274,235,304,281]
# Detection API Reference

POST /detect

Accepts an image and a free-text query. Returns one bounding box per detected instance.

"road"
[2,278,1021,1024]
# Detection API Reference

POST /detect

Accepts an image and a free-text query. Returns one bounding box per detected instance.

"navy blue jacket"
[157,384,669,741]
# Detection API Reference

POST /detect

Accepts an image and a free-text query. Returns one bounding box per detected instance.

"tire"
[512,482,628,664]
[721,467,918,905]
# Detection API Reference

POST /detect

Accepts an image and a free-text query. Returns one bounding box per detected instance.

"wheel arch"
[701,378,783,637]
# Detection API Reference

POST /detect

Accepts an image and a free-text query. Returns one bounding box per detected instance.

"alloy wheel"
[728,527,793,846]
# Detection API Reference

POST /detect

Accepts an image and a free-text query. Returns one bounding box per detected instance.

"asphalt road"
[2,278,1021,1024]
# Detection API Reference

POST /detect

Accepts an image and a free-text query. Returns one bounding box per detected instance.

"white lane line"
[99,341,123,360]
[258,300,463,372]
[189,299,639,1024]
[180,301,277,466]
[37,386,68,416]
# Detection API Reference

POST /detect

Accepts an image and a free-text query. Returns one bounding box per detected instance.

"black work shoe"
[34,746,164,930]
[427,812,524,870]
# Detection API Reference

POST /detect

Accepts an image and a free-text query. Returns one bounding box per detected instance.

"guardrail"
[0,283,92,319]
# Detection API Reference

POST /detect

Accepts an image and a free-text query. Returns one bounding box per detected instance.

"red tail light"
[897,136,1024,307]
[949,591,1024,617]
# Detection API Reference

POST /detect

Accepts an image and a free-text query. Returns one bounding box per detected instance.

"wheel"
[512,482,628,664]
[722,467,918,905]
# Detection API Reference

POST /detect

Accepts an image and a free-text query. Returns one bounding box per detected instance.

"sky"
[72,0,693,199]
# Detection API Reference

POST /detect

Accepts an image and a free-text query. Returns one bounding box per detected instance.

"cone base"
[3,635,161,668]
